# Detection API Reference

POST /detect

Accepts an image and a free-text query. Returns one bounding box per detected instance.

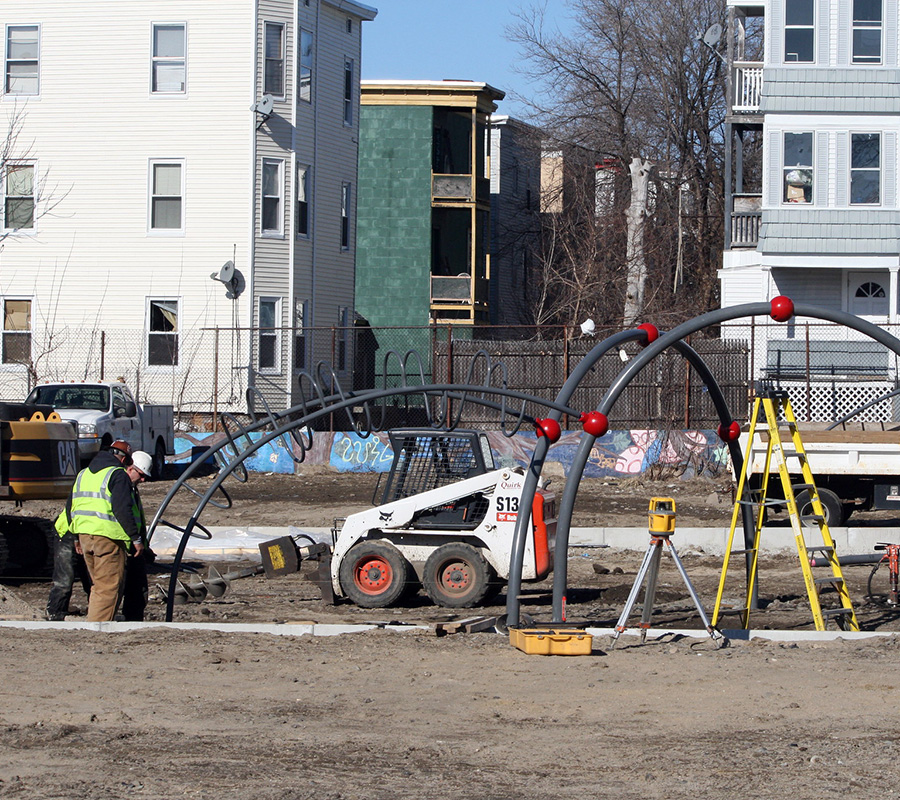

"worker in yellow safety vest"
[66,439,144,621]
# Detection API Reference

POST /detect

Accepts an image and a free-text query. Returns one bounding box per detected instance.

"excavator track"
[0,516,56,578]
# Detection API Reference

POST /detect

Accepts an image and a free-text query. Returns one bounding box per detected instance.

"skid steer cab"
[260,429,556,609]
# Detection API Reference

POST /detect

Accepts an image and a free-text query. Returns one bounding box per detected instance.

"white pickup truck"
[25,381,174,477]
[742,423,900,526]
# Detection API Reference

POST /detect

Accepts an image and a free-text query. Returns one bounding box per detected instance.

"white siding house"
[721,0,900,421]
[0,0,376,418]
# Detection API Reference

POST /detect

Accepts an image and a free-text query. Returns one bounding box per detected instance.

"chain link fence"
[2,319,896,430]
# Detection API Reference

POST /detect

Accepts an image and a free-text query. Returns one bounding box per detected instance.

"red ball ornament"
[580,411,609,437]
[636,323,659,345]
[717,420,741,442]
[535,417,561,443]
[770,296,794,322]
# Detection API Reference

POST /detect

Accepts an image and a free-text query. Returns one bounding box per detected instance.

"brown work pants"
[79,534,127,622]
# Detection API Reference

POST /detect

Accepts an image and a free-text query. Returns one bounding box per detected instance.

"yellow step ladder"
[712,390,859,632]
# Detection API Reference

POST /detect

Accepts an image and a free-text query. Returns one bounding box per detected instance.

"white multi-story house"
[720,0,900,420]
[0,0,376,417]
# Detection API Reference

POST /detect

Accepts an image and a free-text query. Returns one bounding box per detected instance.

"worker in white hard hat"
[121,450,154,622]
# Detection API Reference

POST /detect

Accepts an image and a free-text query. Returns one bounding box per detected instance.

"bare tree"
[508,0,726,330]
[0,103,67,246]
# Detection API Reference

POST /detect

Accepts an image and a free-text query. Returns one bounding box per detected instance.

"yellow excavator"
[0,402,78,576]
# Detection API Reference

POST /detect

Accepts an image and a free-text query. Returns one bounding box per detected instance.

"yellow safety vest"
[69,466,132,543]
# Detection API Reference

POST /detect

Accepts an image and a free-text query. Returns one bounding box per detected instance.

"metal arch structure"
[148,348,588,621]
[504,299,900,628]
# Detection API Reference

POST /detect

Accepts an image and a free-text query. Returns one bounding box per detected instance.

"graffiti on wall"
[178,428,729,478]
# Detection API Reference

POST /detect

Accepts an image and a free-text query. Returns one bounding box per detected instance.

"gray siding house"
[720,0,900,420]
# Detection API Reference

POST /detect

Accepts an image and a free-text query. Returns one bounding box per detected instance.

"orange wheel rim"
[354,556,392,595]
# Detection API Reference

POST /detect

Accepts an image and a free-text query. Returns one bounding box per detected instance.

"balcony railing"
[732,62,763,112]
[433,174,472,201]
[730,192,762,247]
[431,274,472,304]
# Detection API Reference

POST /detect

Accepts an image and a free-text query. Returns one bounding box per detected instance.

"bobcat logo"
[58,440,78,476]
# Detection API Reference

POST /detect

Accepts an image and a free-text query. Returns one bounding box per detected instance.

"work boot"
[46,611,67,621]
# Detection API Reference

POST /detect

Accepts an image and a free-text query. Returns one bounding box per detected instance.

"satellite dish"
[219,260,235,284]
[251,95,274,116]
[702,23,723,48]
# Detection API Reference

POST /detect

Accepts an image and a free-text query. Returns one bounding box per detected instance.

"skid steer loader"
[260,429,556,609]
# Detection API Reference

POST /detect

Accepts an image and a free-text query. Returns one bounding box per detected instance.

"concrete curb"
[0,619,896,643]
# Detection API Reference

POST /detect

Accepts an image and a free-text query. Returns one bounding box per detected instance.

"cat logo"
[58,440,78,476]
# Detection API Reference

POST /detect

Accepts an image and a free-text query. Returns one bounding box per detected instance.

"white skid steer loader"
[259,430,557,609]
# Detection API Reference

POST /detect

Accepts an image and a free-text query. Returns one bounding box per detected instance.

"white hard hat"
[131,451,153,477]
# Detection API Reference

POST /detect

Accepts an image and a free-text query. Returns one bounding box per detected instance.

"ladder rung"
[821,608,853,618]
[793,484,816,491]
[728,549,757,556]
[800,514,825,524]
[814,576,845,586]
[807,546,834,553]
[737,499,781,507]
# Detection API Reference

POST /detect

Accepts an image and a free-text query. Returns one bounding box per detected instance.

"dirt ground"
[2,468,900,798]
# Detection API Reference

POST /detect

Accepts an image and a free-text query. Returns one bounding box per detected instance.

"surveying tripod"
[612,498,722,647]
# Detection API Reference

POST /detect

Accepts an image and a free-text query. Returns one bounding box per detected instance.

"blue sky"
[361,0,572,118]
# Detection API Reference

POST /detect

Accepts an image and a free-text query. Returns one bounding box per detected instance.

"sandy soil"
[2,468,900,798]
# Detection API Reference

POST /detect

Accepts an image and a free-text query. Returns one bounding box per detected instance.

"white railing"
[733,62,763,112]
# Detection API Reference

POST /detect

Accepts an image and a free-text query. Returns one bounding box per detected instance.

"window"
[150,161,183,231]
[783,133,813,203]
[340,182,351,249]
[299,29,313,103]
[264,22,284,97]
[294,299,307,370]
[151,23,186,93]
[337,307,349,371]
[296,164,310,237]
[851,133,880,205]
[343,59,354,125]
[262,159,283,235]
[4,164,34,230]
[853,0,882,64]
[346,18,353,34]
[5,25,39,95]
[2,299,30,364]
[258,298,280,371]
[147,299,179,366]
[784,0,814,62]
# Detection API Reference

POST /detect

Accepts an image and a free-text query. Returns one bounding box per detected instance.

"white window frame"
[783,132,814,204]
[340,182,351,249]
[150,22,187,94]
[261,158,284,237]
[145,297,180,369]
[850,132,881,206]
[4,24,40,97]
[343,58,354,126]
[852,0,882,65]
[264,21,285,99]
[299,28,313,104]
[148,160,185,234]
[258,296,281,373]
[3,161,36,232]
[296,164,310,238]
[784,0,815,63]
[1,297,32,367]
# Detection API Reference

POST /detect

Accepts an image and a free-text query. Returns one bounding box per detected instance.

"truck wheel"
[423,543,496,608]
[339,541,414,608]
[795,487,844,527]
[152,439,167,480]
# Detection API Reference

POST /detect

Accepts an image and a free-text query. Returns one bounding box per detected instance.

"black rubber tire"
[339,540,415,608]
[795,486,844,527]
[152,439,167,480]
[422,543,495,608]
